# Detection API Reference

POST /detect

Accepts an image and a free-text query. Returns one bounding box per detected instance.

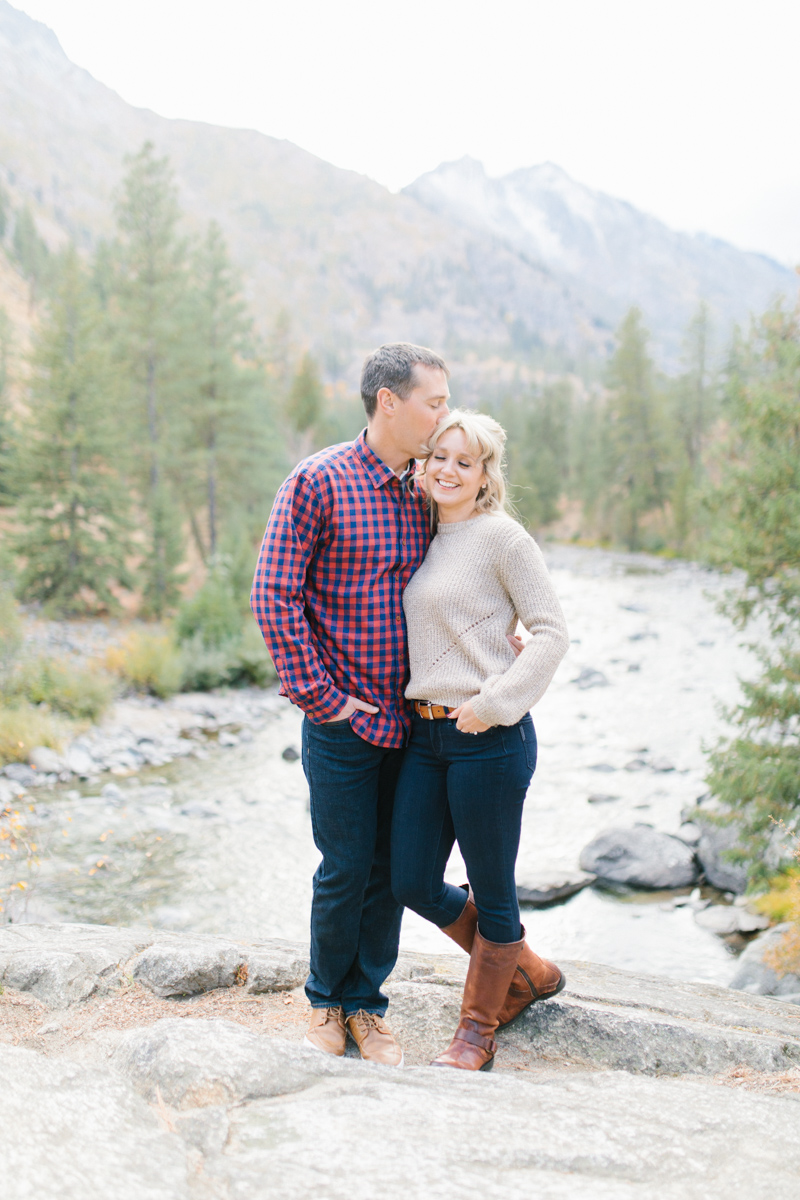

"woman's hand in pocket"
[449,700,490,734]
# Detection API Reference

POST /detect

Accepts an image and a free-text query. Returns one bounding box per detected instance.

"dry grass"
[0,702,68,764]
[714,1064,800,1095]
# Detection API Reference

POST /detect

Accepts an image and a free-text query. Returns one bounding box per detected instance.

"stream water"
[14,546,760,987]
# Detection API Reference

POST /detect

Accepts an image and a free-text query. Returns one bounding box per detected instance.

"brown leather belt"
[413,700,454,720]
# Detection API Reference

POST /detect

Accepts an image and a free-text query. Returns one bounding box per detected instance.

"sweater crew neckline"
[436,512,495,534]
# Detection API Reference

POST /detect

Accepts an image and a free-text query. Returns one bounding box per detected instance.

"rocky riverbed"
[3,545,776,986]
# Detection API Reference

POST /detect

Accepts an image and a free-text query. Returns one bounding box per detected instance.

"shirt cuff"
[300,682,350,724]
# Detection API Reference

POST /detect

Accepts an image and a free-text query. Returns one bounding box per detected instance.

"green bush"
[0,587,23,688]
[178,624,276,692]
[7,656,113,722]
[175,573,241,650]
[105,631,183,699]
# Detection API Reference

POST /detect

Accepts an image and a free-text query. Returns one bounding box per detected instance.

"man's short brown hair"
[360,342,449,420]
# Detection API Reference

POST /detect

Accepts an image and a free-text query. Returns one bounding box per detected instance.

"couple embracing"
[251,343,569,1071]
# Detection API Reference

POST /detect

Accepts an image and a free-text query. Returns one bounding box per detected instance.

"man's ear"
[376,386,396,416]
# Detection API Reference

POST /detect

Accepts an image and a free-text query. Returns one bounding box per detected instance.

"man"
[251,342,450,1065]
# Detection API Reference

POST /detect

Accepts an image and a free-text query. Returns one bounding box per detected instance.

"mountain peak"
[0,1,64,56]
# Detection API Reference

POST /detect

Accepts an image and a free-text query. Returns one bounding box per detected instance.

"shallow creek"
[16,546,760,986]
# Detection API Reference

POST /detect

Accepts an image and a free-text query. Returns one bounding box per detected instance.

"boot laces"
[352,1009,384,1033]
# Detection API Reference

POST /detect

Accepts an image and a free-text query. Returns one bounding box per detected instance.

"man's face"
[392,365,450,459]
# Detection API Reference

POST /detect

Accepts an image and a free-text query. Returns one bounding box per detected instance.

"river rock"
[65,744,97,777]
[571,667,609,689]
[3,762,38,787]
[729,923,800,997]
[516,871,596,906]
[131,940,243,998]
[0,923,152,1008]
[695,817,749,893]
[693,904,771,936]
[28,745,64,773]
[111,1017,331,1109]
[244,941,308,992]
[579,826,699,888]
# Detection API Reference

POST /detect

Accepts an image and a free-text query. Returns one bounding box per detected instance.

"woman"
[391,409,570,1071]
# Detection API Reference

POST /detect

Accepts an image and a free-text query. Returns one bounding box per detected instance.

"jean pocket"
[519,719,538,773]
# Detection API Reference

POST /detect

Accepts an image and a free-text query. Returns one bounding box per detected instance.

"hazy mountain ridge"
[404,157,797,363]
[0,1,600,386]
[0,0,796,385]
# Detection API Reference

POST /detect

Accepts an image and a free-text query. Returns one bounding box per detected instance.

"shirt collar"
[353,429,415,491]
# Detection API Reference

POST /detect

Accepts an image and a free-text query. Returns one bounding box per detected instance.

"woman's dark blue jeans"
[391,712,537,945]
[301,716,405,1016]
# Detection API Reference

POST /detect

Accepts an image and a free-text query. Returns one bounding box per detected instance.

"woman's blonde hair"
[420,409,509,528]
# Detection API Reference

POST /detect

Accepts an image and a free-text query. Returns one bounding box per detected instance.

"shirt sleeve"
[470,532,570,727]
[250,469,349,722]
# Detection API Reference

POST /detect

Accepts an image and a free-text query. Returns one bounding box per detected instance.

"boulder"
[3,762,38,787]
[28,745,63,773]
[64,744,97,777]
[579,826,699,889]
[111,1018,332,1109]
[211,1056,800,1200]
[695,817,749,893]
[516,871,596,906]
[693,905,770,936]
[729,923,800,997]
[0,924,151,1008]
[131,940,243,998]
[0,1044,189,1200]
[244,941,308,993]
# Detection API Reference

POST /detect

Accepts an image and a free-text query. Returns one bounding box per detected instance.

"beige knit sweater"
[403,513,569,727]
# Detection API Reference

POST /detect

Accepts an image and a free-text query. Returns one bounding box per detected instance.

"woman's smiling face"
[425,427,486,522]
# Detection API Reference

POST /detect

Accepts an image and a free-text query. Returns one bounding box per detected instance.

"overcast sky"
[14,0,800,265]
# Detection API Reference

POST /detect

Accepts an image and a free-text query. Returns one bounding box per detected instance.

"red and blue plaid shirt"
[251,430,431,748]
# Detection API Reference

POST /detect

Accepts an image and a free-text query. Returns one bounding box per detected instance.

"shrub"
[9,656,114,722]
[105,631,183,699]
[228,621,277,687]
[177,624,276,692]
[0,703,67,765]
[0,587,23,689]
[175,573,241,650]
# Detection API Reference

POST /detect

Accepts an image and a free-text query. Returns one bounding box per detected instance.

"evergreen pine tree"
[13,250,133,615]
[112,142,190,617]
[0,184,9,240]
[12,204,51,308]
[605,308,669,549]
[670,303,717,552]
[284,352,324,463]
[706,301,800,880]
[503,380,572,527]
[178,222,268,561]
[0,308,16,506]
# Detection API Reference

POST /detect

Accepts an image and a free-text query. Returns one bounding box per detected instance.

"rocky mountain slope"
[0,0,797,385]
[405,157,798,363]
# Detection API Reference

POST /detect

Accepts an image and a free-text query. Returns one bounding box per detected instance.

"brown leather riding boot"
[431,929,523,1071]
[440,888,565,1029]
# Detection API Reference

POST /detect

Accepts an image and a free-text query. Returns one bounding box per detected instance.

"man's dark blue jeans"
[301,716,405,1016]
[391,712,537,945]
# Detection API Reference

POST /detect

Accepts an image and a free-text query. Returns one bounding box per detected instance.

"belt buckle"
[417,701,433,720]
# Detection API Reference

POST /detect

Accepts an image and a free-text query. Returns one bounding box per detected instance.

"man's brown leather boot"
[304,1006,347,1056]
[346,1010,404,1066]
[440,888,565,1029]
[431,929,523,1071]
